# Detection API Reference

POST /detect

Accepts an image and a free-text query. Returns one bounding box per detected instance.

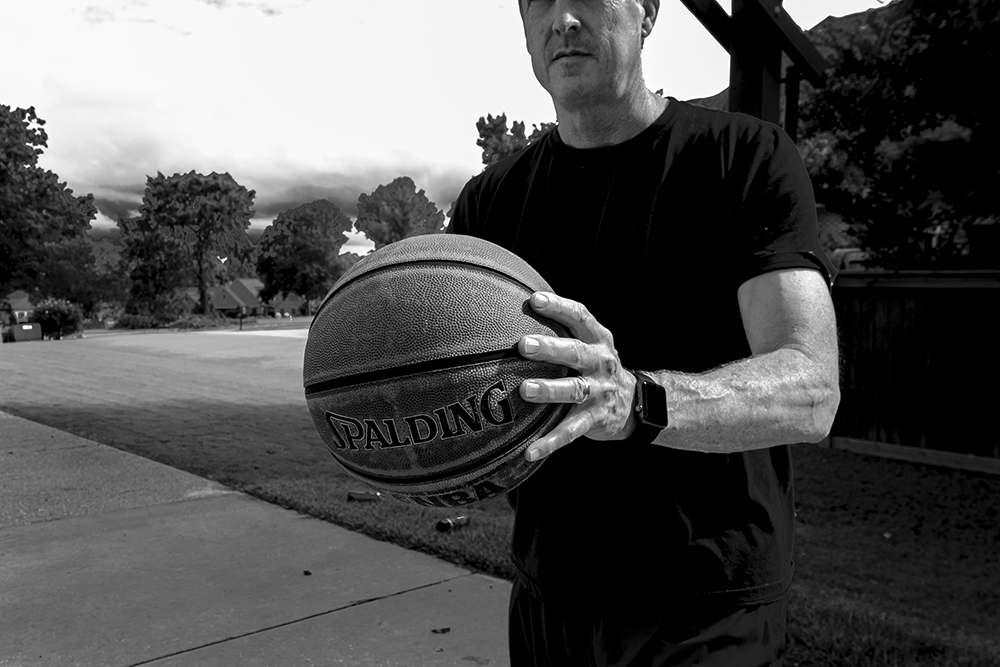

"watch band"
[630,369,668,444]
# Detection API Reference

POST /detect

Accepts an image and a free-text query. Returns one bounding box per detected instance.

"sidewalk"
[0,412,511,667]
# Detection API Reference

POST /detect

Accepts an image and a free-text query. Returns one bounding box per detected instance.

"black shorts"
[508,578,788,667]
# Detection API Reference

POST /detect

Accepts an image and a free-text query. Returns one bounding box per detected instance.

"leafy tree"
[355,176,445,250]
[0,300,11,329]
[86,235,129,316]
[32,235,125,317]
[798,0,999,268]
[117,214,191,318]
[256,199,354,314]
[1,105,97,295]
[476,113,556,169]
[139,171,255,313]
[218,240,258,280]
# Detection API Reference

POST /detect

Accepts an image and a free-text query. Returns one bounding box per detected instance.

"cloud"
[93,197,142,224]
[17,0,885,241]
[85,162,471,233]
[250,165,471,221]
[197,0,287,14]
[82,6,115,23]
[253,183,365,220]
[12,0,533,237]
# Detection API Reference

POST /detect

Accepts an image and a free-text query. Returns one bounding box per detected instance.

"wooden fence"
[830,270,1000,472]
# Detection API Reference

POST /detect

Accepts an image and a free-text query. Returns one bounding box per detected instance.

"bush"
[114,313,172,330]
[167,313,225,330]
[32,299,84,339]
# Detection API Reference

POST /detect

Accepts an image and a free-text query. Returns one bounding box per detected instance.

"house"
[4,291,35,324]
[205,278,304,317]
[208,282,258,316]
[179,288,201,314]
[226,278,266,315]
[268,291,307,317]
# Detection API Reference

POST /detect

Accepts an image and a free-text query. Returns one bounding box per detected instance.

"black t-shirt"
[447,98,835,610]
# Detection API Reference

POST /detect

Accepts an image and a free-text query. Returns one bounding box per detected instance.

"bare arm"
[516,268,841,460]
[647,269,841,453]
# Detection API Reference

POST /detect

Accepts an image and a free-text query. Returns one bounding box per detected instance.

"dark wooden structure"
[832,271,1000,468]
[679,0,829,141]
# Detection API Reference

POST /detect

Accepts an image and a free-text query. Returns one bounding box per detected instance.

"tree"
[32,235,124,317]
[139,171,255,313]
[798,0,999,268]
[476,113,556,169]
[1,105,97,295]
[217,239,258,281]
[87,235,129,316]
[117,214,192,318]
[355,176,445,250]
[256,199,354,314]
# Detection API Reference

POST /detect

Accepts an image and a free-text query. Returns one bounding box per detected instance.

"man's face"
[521,0,649,110]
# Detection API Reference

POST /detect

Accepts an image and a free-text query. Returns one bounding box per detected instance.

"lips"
[552,50,590,62]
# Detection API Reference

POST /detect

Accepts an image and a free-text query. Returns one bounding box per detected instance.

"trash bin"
[11,323,43,342]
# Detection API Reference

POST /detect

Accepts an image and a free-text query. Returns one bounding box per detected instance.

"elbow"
[805,376,841,444]
[787,345,841,444]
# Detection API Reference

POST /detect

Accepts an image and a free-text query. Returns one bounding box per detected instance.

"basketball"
[303,234,573,508]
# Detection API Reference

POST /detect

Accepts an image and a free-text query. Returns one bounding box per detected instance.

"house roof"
[270,292,306,310]
[209,285,245,310]
[233,277,264,291]
[5,290,34,311]
[196,279,304,310]
[226,278,265,308]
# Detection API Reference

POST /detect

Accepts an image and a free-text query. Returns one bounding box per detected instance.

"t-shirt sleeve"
[732,122,837,289]
[445,176,480,236]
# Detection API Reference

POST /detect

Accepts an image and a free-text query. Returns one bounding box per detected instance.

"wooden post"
[729,0,783,123]
[783,65,801,143]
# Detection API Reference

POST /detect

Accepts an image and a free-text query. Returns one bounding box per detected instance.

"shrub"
[32,299,84,339]
[114,313,172,330]
[167,313,225,330]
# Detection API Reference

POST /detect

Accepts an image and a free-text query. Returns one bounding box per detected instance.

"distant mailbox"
[11,323,43,342]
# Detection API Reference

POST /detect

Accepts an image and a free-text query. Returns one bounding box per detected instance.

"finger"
[529,292,612,345]
[525,409,596,461]
[520,335,597,372]
[520,375,592,404]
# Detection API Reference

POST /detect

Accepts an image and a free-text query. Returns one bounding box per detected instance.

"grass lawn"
[1,330,998,666]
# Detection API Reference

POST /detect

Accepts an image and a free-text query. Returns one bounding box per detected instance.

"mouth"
[552,50,590,62]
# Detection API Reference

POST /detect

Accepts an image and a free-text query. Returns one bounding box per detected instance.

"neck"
[554,88,668,149]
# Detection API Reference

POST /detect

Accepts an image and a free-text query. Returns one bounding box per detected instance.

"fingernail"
[532,293,549,308]
[523,381,539,398]
[526,447,540,462]
[523,337,539,354]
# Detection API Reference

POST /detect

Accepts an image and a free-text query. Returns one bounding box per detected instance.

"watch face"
[641,381,669,429]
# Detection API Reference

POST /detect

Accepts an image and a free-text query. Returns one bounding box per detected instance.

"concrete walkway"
[0,411,511,667]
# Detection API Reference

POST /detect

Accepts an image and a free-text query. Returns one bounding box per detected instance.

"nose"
[551,0,581,35]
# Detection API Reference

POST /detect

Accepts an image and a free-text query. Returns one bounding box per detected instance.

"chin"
[550,83,608,109]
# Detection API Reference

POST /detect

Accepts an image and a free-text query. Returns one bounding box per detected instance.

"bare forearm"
[647,347,840,453]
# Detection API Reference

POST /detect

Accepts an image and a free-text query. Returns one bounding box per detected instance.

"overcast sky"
[3,0,886,253]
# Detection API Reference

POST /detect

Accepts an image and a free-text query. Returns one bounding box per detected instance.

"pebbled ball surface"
[303,234,572,507]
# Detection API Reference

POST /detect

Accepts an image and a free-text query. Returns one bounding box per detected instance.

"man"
[447,0,840,664]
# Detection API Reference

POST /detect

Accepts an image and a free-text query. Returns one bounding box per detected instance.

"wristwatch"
[630,370,669,444]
